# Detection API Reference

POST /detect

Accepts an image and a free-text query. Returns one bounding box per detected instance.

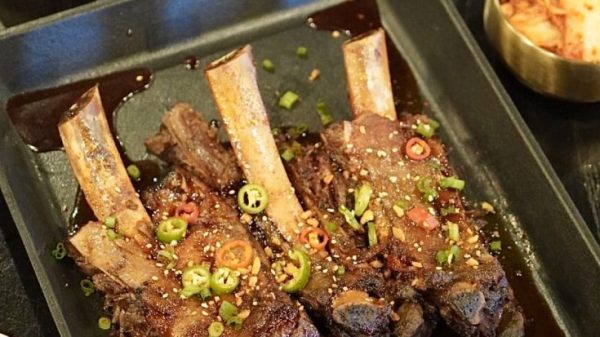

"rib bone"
[342,28,396,120]
[58,86,152,247]
[205,46,304,243]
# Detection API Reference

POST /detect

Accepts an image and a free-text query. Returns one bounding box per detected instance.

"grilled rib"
[58,86,153,248]
[203,45,436,337]
[63,87,320,337]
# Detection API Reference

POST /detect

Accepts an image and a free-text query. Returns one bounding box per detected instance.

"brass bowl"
[483,0,600,102]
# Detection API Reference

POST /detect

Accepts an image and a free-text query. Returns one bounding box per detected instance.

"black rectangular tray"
[0,0,598,336]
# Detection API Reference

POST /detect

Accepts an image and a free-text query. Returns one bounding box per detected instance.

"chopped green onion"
[104,216,116,229]
[219,300,245,328]
[447,222,460,242]
[199,287,212,300]
[51,242,67,260]
[80,279,95,296]
[324,221,337,234]
[98,316,111,330]
[440,176,465,191]
[295,124,309,135]
[338,205,361,230]
[209,321,225,337]
[490,241,502,252]
[156,217,188,243]
[353,184,373,216]
[436,250,448,265]
[393,200,407,217]
[238,184,269,214]
[296,46,308,58]
[262,59,275,72]
[126,164,141,180]
[436,245,461,266]
[279,91,300,110]
[415,119,439,138]
[441,206,458,216]
[316,100,334,126]
[367,222,377,247]
[106,229,122,240]
[417,178,438,202]
[281,148,295,162]
[157,248,176,270]
[335,265,346,276]
[272,127,281,136]
[448,245,461,264]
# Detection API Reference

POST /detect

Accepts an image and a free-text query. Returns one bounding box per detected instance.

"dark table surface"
[1,0,599,336]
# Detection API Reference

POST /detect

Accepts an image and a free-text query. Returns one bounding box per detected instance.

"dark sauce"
[184,56,200,70]
[6,68,152,152]
[308,1,564,336]
[5,68,167,229]
[308,0,422,115]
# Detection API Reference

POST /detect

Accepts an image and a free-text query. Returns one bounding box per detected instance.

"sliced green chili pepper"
[338,205,361,230]
[210,267,240,295]
[51,242,67,260]
[440,176,465,191]
[367,222,378,247]
[156,217,188,243]
[354,183,372,216]
[180,265,211,298]
[238,184,269,214]
[281,248,311,293]
[80,279,95,297]
[335,265,346,276]
[209,321,225,337]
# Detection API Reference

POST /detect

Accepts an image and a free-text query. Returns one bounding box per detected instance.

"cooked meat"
[204,45,437,337]
[289,105,522,336]
[142,168,320,337]
[58,86,153,248]
[145,103,241,190]
[62,88,319,337]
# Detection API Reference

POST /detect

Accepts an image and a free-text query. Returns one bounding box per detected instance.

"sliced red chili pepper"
[216,240,253,269]
[407,206,440,230]
[300,228,329,250]
[405,137,431,161]
[175,202,199,224]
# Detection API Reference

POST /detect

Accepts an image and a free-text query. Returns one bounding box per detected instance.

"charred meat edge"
[145,102,241,190]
